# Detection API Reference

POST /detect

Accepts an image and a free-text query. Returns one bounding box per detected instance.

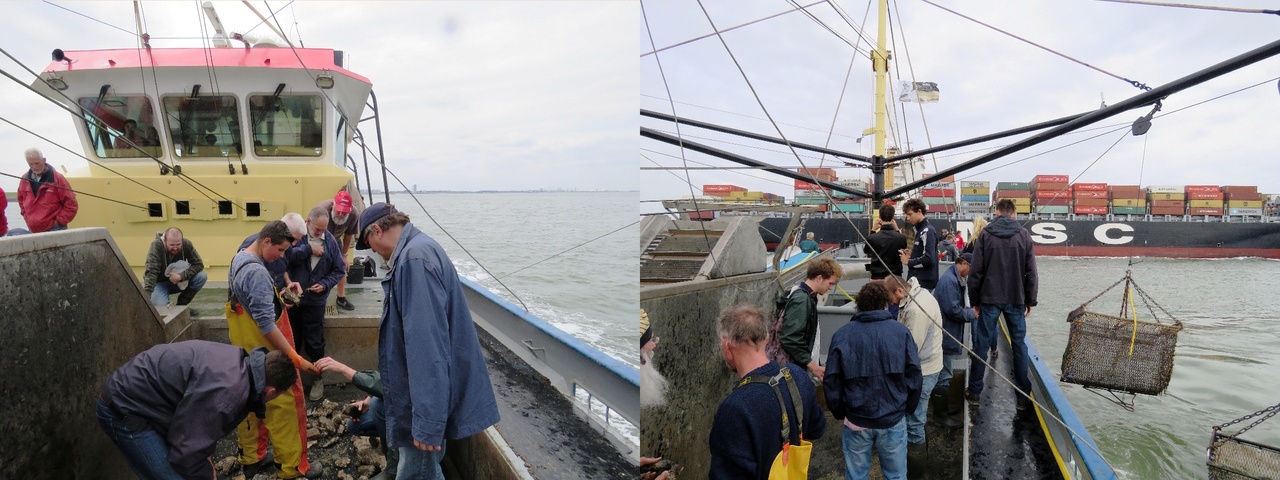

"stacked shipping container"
[959,180,991,215]
[1071,182,1108,215]
[1147,185,1186,216]
[1032,174,1072,215]
[994,181,1032,214]
[921,174,957,214]
[1109,185,1146,215]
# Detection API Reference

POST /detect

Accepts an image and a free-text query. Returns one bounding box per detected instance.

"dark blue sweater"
[934,264,976,355]
[824,309,922,429]
[906,218,939,290]
[709,362,826,480]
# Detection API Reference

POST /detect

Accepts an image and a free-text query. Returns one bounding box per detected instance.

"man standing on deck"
[932,252,974,429]
[769,256,842,379]
[97,341,296,480]
[899,199,938,291]
[319,190,360,311]
[883,274,943,472]
[358,203,499,479]
[709,304,825,480]
[17,148,78,233]
[798,232,820,253]
[966,199,1038,409]
[143,227,207,311]
[865,205,907,280]
[227,220,324,479]
[825,282,921,480]
[287,206,348,401]
[239,212,307,296]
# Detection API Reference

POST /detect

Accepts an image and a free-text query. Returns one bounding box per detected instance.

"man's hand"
[807,360,825,379]
[1025,305,1033,316]
[974,306,980,318]
[287,350,321,376]
[311,244,324,257]
[350,396,370,415]
[308,283,325,294]
[413,439,442,452]
[899,249,910,265]
[640,457,671,480]
[314,357,357,381]
[286,281,303,296]
[168,272,182,284]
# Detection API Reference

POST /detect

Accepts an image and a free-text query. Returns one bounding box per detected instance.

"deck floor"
[966,330,1064,480]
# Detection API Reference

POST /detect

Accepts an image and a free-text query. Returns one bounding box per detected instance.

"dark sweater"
[709,362,826,480]
[824,309,922,429]
[864,225,907,279]
[968,215,1038,307]
[905,218,939,289]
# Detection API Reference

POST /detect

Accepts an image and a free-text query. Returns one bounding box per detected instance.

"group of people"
[97,197,502,479]
[681,198,1037,479]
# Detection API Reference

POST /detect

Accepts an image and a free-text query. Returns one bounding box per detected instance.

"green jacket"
[143,236,205,292]
[352,370,383,398]
[779,282,819,367]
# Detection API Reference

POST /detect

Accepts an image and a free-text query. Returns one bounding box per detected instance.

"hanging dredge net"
[1060,271,1183,403]
[1208,403,1280,479]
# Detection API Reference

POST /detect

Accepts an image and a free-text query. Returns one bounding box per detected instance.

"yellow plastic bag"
[767,437,812,479]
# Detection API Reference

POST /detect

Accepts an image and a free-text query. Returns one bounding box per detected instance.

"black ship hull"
[760,216,1280,259]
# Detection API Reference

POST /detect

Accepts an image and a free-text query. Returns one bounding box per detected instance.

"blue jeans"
[150,271,208,306]
[936,353,965,393]
[967,304,1030,396]
[347,396,386,438]
[398,444,447,480]
[842,418,907,480]
[906,372,938,444]
[97,400,184,480]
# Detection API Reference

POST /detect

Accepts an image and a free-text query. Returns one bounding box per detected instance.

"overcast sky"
[640,0,1280,213]
[0,1,636,194]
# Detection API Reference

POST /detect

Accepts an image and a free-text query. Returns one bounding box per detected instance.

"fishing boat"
[641,0,1280,477]
[2,3,637,478]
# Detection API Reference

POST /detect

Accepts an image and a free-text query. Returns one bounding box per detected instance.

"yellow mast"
[873,0,892,190]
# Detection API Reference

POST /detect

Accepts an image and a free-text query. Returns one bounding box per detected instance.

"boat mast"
[870,0,890,211]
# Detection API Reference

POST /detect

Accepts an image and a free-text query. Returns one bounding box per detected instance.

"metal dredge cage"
[1060,273,1183,397]
[1208,403,1280,479]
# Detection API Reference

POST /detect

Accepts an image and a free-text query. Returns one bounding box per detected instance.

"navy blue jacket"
[933,264,976,355]
[285,230,346,305]
[100,341,268,480]
[709,362,826,480]
[906,217,939,289]
[379,223,500,448]
[824,309,922,429]
[968,215,1038,307]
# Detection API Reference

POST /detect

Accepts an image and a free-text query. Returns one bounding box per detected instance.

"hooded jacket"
[824,309,922,429]
[379,222,500,448]
[934,263,976,355]
[16,167,78,233]
[100,341,267,480]
[905,217,938,289]
[864,224,907,279]
[896,277,943,376]
[968,215,1038,307]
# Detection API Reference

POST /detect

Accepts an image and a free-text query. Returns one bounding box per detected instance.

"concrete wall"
[639,272,784,477]
[0,228,167,480]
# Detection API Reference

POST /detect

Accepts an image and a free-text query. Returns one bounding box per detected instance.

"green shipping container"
[1112,206,1147,215]
[795,196,827,205]
[1033,205,1070,214]
[997,182,1031,190]
[922,197,957,205]
[832,203,867,213]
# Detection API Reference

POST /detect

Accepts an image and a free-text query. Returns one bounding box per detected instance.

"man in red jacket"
[18,148,78,232]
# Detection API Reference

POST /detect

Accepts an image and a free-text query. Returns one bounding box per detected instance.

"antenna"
[200,2,231,48]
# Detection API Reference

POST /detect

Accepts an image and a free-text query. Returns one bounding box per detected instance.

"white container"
[960,180,990,188]
[1146,185,1182,193]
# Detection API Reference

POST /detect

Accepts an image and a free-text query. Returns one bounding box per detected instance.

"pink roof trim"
[43,48,370,84]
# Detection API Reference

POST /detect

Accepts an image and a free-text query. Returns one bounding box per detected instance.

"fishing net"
[1208,404,1280,479]
[1060,273,1182,397]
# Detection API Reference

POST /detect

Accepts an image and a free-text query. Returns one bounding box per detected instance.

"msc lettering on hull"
[1030,222,1135,245]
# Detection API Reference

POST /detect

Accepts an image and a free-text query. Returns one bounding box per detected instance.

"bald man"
[144,227,207,309]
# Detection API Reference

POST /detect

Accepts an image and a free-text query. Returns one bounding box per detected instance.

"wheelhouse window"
[77,96,162,159]
[249,94,323,157]
[162,95,242,158]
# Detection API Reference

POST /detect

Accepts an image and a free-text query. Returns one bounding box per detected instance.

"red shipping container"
[703,184,746,195]
[795,180,827,190]
[921,188,957,197]
[1074,198,1109,207]
[931,204,956,213]
[1073,183,1108,191]
[798,167,836,178]
[1151,207,1184,215]
[688,211,716,220]
[1074,206,1108,215]
[1074,191,1108,199]
[1032,175,1070,184]
[1150,200,1185,208]
[1189,207,1224,216]
[1225,192,1263,201]
[1035,197,1072,206]
[1035,190,1072,199]
[1033,182,1071,191]
[1185,185,1221,193]
[1222,185,1259,195]
[1188,191,1224,200]
[995,189,1032,198]
[1109,185,1143,199]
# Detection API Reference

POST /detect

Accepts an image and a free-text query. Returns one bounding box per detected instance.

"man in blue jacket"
[358,203,500,479]
[287,206,350,401]
[932,252,975,427]
[898,199,939,290]
[825,282,922,480]
[709,304,825,480]
[967,199,1038,408]
[97,341,296,480]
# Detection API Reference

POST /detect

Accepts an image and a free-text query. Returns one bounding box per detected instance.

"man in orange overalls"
[226,220,323,479]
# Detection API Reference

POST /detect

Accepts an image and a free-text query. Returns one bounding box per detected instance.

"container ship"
[684,172,1280,259]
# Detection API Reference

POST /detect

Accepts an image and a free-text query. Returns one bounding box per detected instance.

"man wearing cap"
[318,190,359,311]
[931,252,975,429]
[358,203,500,479]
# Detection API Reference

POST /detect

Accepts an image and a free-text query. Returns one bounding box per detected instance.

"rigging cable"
[41,1,139,37]
[890,0,941,177]
[640,94,863,141]
[783,0,872,59]
[1097,0,1280,15]
[0,171,148,211]
[921,0,1153,91]
[498,221,640,280]
[641,1,839,58]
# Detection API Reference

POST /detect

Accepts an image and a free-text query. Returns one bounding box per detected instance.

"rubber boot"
[175,288,198,306]
[931,393,962,430]
[907,442,927,480]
